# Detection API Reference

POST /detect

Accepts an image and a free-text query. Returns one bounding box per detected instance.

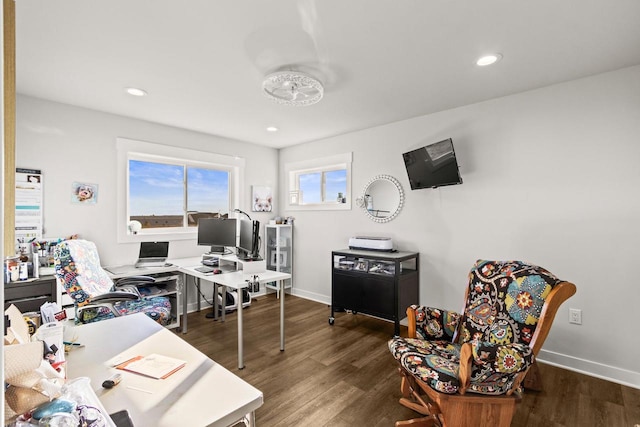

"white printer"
[348,236,394,252]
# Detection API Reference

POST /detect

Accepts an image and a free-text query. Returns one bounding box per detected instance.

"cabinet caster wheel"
[328,317,335,325]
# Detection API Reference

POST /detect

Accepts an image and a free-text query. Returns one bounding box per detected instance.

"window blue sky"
[299,169,347,203]
[299,172,321,203]
[129,160,229,216]
[187,167,229,213]
[129,160,184,215]
[325,169,347,200]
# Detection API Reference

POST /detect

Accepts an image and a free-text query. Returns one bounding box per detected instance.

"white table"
[173,257,290,369]
[105,256,291,369]
[65,313,263,427]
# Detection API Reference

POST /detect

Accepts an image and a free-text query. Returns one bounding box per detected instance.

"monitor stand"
[207,245,226,255]
[236,250,262,262]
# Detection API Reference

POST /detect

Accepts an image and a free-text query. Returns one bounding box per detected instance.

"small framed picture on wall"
[71,182,98,204]
[252,185,273,212]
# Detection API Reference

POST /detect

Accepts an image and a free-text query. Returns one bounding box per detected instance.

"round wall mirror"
[356,175,404,223]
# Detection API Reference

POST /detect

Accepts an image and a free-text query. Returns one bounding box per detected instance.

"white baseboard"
[290,288,330,305]
[537,349,640,390]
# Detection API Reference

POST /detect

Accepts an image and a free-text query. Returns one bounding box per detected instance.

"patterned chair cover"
[54,239,172,325]
[389,260,562,395]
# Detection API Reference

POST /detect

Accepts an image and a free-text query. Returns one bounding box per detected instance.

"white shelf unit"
[59,272,182,330]
[142,272,182,330]
[265,224,293,297]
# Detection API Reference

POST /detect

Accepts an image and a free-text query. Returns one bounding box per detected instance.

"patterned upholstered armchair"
[54,239,172,325]
[388,260,576,427]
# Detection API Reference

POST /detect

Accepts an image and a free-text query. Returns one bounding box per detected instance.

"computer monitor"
[237,219,261,260]
[197,218,237,254]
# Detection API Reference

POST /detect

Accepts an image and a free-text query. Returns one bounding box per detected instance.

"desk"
[65,313,263,427]
[174,257,290,369]
[107,257,291,369]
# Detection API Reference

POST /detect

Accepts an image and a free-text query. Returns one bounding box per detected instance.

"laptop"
[135,241,170,268]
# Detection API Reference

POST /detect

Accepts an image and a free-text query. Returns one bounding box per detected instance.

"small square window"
[286,153,352,211]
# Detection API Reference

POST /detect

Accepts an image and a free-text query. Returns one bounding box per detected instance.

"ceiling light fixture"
[476,54,502,66]
[125,87,148,97]
[262,71,324,106]
[266,126,279,132]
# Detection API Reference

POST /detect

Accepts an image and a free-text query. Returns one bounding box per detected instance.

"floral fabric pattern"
[389,260,561,395]
[389,338,462,393]
[54,240,172,325]
[413,306,460,341]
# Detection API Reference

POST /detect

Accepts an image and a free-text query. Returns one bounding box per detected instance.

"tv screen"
[402,138,463,190]
[197,218,237,254]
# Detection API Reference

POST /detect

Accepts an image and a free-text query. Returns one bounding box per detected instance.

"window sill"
[118,229,197,244]
[287,202,351,211]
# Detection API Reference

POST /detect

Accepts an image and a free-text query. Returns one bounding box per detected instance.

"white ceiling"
[15,0,640,149]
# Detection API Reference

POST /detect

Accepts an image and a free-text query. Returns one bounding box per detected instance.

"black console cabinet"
[4,276,57,313]
[330,249,419,336]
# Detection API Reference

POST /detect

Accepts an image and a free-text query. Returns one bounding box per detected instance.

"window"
[286,153,352,211]
[128,159,230,229]
[117,138,244,242]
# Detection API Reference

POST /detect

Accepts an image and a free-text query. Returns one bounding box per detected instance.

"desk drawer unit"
[4,276,57,313]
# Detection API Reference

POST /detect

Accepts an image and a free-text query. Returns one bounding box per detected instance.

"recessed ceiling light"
[125,87,148,97]
[266,126,279,132]
[476,54,503,66]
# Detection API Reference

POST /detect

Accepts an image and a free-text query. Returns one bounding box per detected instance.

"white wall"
[15,65,640,388]
[279,65,640,388]
[16,95,279,306]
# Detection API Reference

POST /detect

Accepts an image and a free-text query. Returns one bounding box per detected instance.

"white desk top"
[65,313,263,427]
[105,256,290,290]
[174,257,290,289]
[103,264,178,279]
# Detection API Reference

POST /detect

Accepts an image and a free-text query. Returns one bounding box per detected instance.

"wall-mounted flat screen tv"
[402,138,463,190]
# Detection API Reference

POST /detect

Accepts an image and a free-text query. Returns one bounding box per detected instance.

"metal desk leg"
[182,274,188,334]
[196,277,201,312]
[237,289,244,369]
[280,279,285,351]
[221,287,226,322]
[213,282,218,321]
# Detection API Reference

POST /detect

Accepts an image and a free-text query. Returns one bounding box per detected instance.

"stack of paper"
[115,354,186,379]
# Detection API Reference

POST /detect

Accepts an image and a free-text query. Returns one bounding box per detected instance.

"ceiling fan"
[262,71,324,106]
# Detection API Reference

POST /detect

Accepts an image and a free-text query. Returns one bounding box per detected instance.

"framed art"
[71,182,98,204]
[252,185,273,212]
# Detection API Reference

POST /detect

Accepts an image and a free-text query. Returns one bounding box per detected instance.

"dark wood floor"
[178,294,640,427]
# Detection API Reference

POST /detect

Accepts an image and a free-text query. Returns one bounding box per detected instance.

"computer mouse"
[213,269,222,274]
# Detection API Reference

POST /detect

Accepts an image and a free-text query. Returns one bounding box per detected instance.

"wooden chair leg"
[395,415,438,427]
[398,369,434,415]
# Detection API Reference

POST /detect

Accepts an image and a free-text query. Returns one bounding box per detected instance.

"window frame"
[286,152,352,211]
[117,138,245,243]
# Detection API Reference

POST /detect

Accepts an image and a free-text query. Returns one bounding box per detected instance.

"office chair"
[388,259,576,427]
[54,239,172,325]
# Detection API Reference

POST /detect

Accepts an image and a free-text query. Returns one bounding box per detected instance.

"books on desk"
[115,354,186,379]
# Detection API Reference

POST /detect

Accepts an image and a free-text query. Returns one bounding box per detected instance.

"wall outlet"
[569,308,582,325]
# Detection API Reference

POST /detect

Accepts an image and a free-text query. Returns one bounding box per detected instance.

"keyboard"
[195,266,215,273]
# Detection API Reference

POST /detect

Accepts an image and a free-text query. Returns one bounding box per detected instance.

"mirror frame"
[356,174,405,223]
